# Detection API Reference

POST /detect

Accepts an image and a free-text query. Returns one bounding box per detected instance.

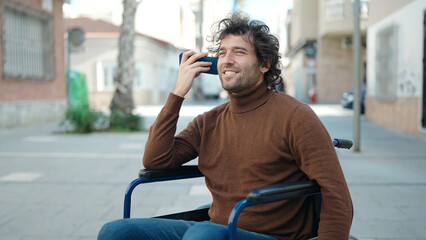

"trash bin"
[67,70,89,110]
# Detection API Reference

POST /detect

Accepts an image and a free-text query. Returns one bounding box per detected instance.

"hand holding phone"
[179,52,218,75]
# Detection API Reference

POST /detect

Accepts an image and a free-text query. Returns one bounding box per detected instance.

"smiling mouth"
[224,71,236,75]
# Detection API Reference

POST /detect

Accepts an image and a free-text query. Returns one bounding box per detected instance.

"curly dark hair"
[208,11,283,89]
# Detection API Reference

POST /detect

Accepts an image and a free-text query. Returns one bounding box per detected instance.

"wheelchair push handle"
[333,138,353,149]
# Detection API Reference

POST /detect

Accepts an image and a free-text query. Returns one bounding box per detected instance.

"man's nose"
[221,53,235,65]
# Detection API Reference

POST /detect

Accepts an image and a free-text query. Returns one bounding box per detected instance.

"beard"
[219,62,262,94]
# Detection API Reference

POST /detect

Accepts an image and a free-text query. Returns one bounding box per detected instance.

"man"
[98,12,353,240]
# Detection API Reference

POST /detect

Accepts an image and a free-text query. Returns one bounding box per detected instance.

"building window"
[325,0,345,21]
[376,25,397,101]
[359,0,369,19]
[99,63,117,90]
[134,67,143,89]
[351,0,369,19]
[97,62,149,91]
[2,1,54,80]
[135,63,153,90]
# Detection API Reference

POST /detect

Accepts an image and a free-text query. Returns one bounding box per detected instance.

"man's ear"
[261,59,272,73]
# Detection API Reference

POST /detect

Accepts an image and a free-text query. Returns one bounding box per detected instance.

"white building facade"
[366,0,425,136]
[65,18,182,111]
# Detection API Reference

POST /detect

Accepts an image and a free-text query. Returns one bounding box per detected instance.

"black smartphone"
[179,52,218,75]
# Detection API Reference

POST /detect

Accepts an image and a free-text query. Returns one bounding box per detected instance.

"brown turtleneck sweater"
[143,83,353,240]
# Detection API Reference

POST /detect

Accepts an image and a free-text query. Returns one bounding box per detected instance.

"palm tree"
[110,0,140,117]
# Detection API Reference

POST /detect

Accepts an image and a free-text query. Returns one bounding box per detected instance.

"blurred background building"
[62,0,231,110]
[0,0,68,129]
[285,0,369,104]
[365,0,425,136]
[1,0,425,138]
[284,0,426,137]
[64,17,182,111]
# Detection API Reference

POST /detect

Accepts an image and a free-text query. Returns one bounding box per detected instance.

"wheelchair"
[123,139,358,240]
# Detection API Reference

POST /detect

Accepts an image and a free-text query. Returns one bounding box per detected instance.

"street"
[0,101,425,240]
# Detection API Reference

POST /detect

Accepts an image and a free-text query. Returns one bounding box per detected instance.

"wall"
[366,96,419,134]
[0,0,67,129]
[367,0,415,26]
[290,0,318,47]
[366,0,424,134]
[0,101,67,128]
[318,0,369,37]
[0,0,66,102]
[316,37,355,103]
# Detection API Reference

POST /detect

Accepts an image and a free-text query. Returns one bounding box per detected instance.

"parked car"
[340,91,365,114]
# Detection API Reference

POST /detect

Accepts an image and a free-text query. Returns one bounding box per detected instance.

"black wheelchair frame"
[123,138,357,240]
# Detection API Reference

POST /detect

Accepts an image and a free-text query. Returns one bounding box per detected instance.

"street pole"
[193,0,204,101]
[66,28,85,110]
[353,0,361,152]
[199,0,204,52]
[67,30,72,110]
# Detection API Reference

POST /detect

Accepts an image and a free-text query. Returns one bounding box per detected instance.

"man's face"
[217,34,268,94]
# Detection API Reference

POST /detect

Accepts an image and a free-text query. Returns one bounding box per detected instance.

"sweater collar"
[228,82,273,114]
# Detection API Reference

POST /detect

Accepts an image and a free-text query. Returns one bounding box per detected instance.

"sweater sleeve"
[142,93,200,170]
[288,104,353,239]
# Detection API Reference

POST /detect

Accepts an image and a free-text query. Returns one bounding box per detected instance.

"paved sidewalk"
[0,104,425,240]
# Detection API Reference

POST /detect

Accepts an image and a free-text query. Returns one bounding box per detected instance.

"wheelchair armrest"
[124,165,204,218]
[246,181,320,204]
[228,181,321,239]
[139,165,203,179]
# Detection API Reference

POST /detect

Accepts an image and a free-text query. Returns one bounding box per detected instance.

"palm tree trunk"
[110,0,140,115]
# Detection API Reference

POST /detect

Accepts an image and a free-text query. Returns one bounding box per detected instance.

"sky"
[238,0,293,34]
[64,0,293,45]
[65,0,293,34]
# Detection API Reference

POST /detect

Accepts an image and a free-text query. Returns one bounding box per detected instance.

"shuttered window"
[2,1,54,80]
[376,25,397,101]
